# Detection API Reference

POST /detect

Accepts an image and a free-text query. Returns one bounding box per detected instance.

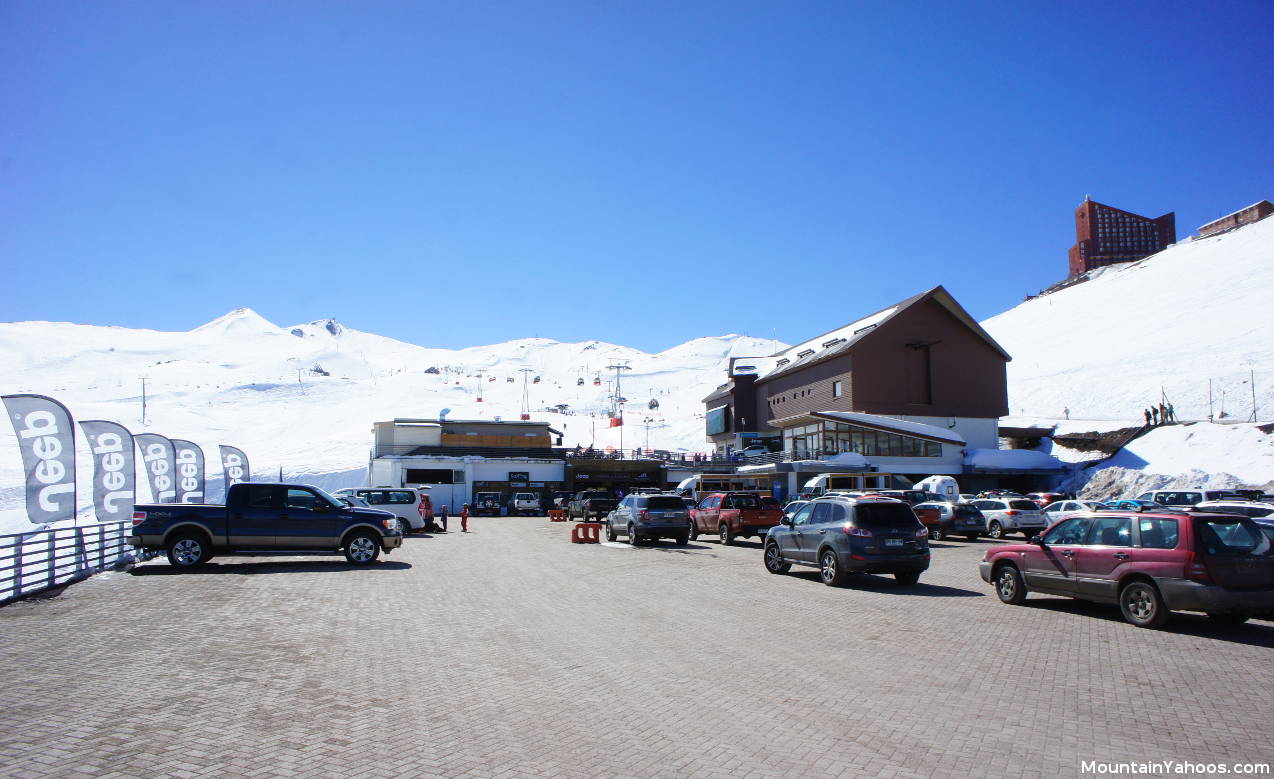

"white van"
[913,475,960,502]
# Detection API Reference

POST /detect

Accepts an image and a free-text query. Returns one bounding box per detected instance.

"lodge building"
[1067,197,1175,276]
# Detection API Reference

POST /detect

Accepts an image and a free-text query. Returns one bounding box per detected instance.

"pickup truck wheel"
[344,531,381,565]
[688,521,699,542]
[764,542,791,574]
[605,522,616,542]
[167,533,211,568]
[718,523,733,546]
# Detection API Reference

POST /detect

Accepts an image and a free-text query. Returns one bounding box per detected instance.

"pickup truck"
[129,482,403,569]
[510,492,542,516]
[567,490,618,521]
[690,491,785,545]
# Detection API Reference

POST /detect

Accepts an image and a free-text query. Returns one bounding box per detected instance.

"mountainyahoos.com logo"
[1082,761,1270,775]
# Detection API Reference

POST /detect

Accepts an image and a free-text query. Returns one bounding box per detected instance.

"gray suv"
[763,496,930,585]
[606,494,692,546]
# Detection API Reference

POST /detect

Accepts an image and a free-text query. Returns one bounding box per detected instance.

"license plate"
[885,538,903,548]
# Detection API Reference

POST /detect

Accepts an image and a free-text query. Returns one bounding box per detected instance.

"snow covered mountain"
[983,215,1274,425]
[0,312,782,531]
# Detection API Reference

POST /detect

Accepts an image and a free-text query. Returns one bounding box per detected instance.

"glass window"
[1136,518,1179,549]
[809,503,833,525]
[243,485,275,509]
[361,490,387,505]
[285,488,319,512]
[791,504,815,526]
[832,381,843,398]
[1197,520,1272,557]
[646,497,684,510]
[924,441,941,457]
[1043,517,1089,545]
[1086,516,1132,546]
[388,491,415,504]
[853,502,919,529]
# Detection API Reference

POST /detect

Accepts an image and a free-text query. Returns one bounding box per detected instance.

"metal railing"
[0,521,150,605]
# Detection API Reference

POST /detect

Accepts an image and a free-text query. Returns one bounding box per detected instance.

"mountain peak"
[191,308,279,336]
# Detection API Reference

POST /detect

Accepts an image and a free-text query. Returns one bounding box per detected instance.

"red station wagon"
[979,510,1274,627]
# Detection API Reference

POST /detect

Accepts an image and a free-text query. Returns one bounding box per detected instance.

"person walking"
[460,503,469,533]
[1158,402,1168,425]
[1144,409,1152,427]
[1167,403,1176,423]
[438,504,448,532]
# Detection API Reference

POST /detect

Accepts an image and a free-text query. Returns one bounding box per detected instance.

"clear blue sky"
[3,1,1270,352]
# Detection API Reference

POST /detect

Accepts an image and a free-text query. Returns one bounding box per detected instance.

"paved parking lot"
[1,518,1271,778]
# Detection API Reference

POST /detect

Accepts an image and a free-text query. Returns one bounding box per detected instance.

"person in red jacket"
[461,503,469,533]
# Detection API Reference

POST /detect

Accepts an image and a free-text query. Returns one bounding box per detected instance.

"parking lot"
[1,518,1271,778]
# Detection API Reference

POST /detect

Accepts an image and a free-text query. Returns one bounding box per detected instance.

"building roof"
[768,410,967,445]
[701,286,1010,404]
[1197,200,1273,230]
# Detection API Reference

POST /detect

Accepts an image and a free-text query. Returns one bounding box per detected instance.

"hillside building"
[1068,197,1175,276]
[701,286,1060,494]
[1197,200,1273,238]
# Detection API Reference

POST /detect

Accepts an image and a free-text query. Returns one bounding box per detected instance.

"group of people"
[424,503,468,533]
[1143,402,1176,427]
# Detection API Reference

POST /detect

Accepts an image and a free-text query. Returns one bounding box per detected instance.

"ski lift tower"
[606,361,632,450]
[519,367,534,420]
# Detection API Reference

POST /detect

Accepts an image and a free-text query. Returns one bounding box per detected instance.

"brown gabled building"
[703,285,1010,459]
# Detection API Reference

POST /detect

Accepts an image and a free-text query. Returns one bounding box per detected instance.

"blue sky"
[2,1,1270,352]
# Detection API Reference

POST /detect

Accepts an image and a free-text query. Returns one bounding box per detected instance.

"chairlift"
[648,399,660,410]
[533,376,541,384]
[593,377,602,386]
[506,376,514,383]
[577,378,585,386]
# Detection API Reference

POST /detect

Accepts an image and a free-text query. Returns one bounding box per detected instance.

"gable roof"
[752,285,1010,385]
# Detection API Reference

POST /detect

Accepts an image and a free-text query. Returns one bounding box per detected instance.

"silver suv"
[969,497,1046,539]
[606,494,692,546]
[763,496,930,585]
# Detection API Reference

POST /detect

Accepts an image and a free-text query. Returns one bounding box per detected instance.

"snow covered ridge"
[981,215,1274,424]
[0,312,785,533]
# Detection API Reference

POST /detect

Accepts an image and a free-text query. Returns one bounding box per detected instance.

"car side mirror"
[1029,534,1044,545]
[781,517,793,526]
[314,503,330,513]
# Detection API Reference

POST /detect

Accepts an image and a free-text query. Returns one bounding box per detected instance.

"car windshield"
[1197,519,1273,557]
[1009,500,1039,511]
[853,502,919,529]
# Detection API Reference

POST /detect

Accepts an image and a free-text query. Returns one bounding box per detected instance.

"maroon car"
[979,510,1274,627]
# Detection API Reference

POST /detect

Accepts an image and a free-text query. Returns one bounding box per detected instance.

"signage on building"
[508,471,529,482]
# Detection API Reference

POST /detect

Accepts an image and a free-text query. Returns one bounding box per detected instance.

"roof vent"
[853,323,878,336]
[822,337,846,349]
[797,349,815,358]
[775,358,790,367]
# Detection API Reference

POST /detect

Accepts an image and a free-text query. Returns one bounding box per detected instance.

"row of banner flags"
[3,393,251,528]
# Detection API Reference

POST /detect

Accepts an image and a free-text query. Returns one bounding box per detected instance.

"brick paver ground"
[1,518,1271,778]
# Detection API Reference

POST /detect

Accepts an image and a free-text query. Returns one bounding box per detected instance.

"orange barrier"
[571,522,602,544]
[548,509,567,522]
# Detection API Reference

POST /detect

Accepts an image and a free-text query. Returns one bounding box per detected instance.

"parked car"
[912,501,986,541]
[131,483,402,568]
[509,492,542,516]
[1194,500,1274,519]
[763,495,930,586]
[472,491,504,516]
[734,445,772,461]
[910,503,942,539]
[1042,499,1104,522]
[606,494,692,545]
[1134,489,1232,507]
[1099,499,1182,512]
[336,494,370,508]
[690,492,784,545]
[333,487,430,535]
[782,500,810,522]
[980,510,1274,627]
[969,497,1047,539]
[567,490,618,520]
[1027,491,1069,508]
[551,491,574,509]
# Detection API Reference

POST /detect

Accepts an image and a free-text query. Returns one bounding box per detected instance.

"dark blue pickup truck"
[129,483,403,569]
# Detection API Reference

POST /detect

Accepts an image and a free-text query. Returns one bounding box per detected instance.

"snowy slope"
[983,216,1274,424]
[0,313,782,532]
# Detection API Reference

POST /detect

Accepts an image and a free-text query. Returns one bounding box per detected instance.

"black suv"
[763,495,930,586]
